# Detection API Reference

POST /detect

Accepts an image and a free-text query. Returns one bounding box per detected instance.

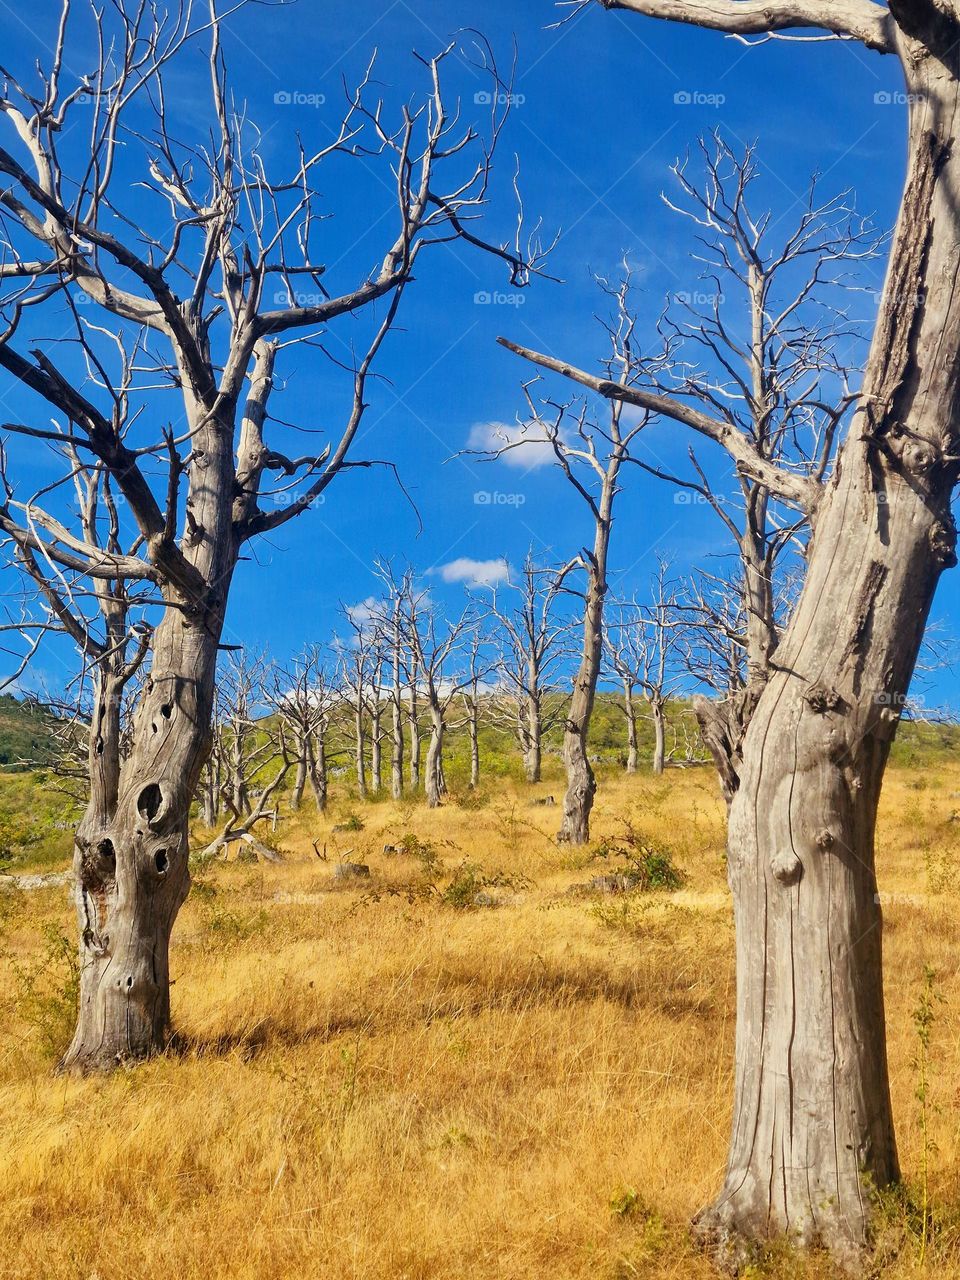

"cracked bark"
[694,36,960,1261]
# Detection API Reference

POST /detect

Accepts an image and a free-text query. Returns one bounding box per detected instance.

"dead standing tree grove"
[0,1,545,1072]
[514,0,960,1262]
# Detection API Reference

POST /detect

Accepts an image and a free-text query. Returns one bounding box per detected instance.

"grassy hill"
[0,694,63,770]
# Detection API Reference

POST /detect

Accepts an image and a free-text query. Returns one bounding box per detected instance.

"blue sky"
[2,0,955,705]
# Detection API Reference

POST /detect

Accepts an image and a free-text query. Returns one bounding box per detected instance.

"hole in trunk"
[137,783,163,822]
[154,848,168,874]
[97,838,116,871]
[160,703,173,719]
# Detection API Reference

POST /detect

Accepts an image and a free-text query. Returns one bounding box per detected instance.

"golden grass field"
[3,763,960,1279]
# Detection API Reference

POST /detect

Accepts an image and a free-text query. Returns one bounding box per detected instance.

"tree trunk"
[651,697,665,776]
[308,736,326,813]
[408,687,422,789]
[695,48,960,1262]
[624,681,638,774]
[523,689,542,783]
[391,692,404,800]
[63,605,222,1072]
[558,473,615,844]
[371,708,383,793]
[425,705,445,808]
[291,735,307,811]
[354,706,367,801]
[201,757,220,827]
[469,705,480,788]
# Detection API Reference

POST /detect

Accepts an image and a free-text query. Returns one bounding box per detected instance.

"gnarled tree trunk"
[695,44,960,1259]
[64,602,225,1072]
[425,704,445,808]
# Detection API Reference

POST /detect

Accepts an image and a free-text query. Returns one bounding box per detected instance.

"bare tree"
[274,648,333,814]
[486,552,570,783]
[401,588,477,809]
[511,0,957,1259]
[458,627,487,789]
[337,606,387,800]
[199,651,288,862]
[481,283,661,843]
[604,561,683,775]
[631,136,878,789]
[0,2,544,1072]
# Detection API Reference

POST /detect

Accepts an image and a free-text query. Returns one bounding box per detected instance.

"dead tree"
[605,562,683,775]
[274,648,333,814]
[372,563,415,801]
[338,606,387,799]
[486,552,570,783]
[458,628,487,789]
[0,1,544,1072]
[632,135,878,781]
[402,590,477,809]
[1,455,150,807]
[510,0,955,1257]
[480,284,660,843]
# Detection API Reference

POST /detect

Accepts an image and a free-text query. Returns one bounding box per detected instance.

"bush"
[595,823,685,891]
[10,922,80,1060]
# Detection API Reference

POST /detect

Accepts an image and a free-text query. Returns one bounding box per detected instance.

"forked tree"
[509,0,960,1261]
[486,552,570,783]
[479,291,661,842]
[637,135,878,787]
[274,647,334,814]
[604,561,683,775]
[0,1,542,1072]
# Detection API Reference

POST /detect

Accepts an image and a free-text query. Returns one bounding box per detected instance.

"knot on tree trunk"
[803,683,845,714]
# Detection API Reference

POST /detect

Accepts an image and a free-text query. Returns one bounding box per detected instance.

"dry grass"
[3,765,960,1278]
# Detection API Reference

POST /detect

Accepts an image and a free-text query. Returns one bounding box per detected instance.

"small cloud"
[345,596,379,626]
[467,420,558,469]
[433,557,510,588]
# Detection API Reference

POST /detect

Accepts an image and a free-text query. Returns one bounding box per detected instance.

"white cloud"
[433,557,510,588]
[466,420,558,469]
[345,596,379,626]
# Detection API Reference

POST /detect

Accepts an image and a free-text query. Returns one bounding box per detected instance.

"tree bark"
[308,736,326,813]
[64,602,225,1072]
[291,733,307,811]
[408,685,422,789]
[650,696,665,776]
[468,704,481,788]
[371,707,383,793]
[354,706,366,801]
[695,43,960,1261]
[425,703,445,808]
[558,470,616,844]
[523,686,543,784]
[624,680,639,773]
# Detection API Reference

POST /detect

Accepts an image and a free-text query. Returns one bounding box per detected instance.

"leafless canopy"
[0,0,550,678]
